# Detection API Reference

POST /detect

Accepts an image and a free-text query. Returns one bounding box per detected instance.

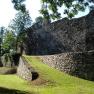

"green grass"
[0,75,32,94]
[0,55,94,94]
[24,56,94,94]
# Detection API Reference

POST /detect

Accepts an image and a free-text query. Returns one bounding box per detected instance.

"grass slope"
[24,56,94,94]
[0,55,93,94]
[0,75,33,94]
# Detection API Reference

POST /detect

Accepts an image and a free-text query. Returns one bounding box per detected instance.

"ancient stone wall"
[24,10,94,55]
[17,57,33,81]
[39,50,94,80]
[23,10,94,81]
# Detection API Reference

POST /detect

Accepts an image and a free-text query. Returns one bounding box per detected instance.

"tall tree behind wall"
[2,31,16,54]
[0,27,5,66]
[12,0,26,12]
[8,10,32,53]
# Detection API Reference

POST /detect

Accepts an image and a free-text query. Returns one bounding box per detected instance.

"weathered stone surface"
[17,57,35,81]
[24,10,94,55]
[39,51,94,80]
[22,10,94,81]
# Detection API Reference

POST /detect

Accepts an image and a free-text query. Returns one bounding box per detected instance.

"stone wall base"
[39,51,94,81]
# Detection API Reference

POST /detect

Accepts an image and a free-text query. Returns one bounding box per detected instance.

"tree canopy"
[40,0,94,19]
[12,0,26,12]
[0,27,6,66]
[11,0,94,20]
[8,11,32,36]
[2,31,16,54]
[8,10,32,53]
[0,27,5,56]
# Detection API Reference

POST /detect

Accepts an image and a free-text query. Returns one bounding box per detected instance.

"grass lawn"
[0,55,94,94]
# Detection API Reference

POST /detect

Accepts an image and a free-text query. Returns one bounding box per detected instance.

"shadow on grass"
[0,87,33,94]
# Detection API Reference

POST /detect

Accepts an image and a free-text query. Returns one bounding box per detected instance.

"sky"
[0,0,42,27]
[0,0,89,27]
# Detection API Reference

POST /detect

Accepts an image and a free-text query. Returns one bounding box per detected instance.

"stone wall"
[17,57,35,81]
[22,10,94,81]
[24,10,94,55]
[39,51,94,80]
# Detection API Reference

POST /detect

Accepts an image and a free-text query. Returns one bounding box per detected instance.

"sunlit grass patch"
[0,55,93,94]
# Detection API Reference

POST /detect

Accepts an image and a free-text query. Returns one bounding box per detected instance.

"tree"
[11,0,94,20]
[9,11,31,36]
[0,27,5,66]
[12,0,26,12]
[1,30,17,67]
[2,31,16,54]
[8,10,32,53]
[40,0,94,19]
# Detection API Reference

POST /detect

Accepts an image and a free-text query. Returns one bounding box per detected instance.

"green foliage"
[0,27,5,66]
[12,0,26,12]
[1,31,16,66]
[11,0,94,20]
[0,27,5,56]
[8,11,31,54]
[9,11,31,36]
[40,8,50,20]
[2,31,16,54]
[40,0,94,20]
